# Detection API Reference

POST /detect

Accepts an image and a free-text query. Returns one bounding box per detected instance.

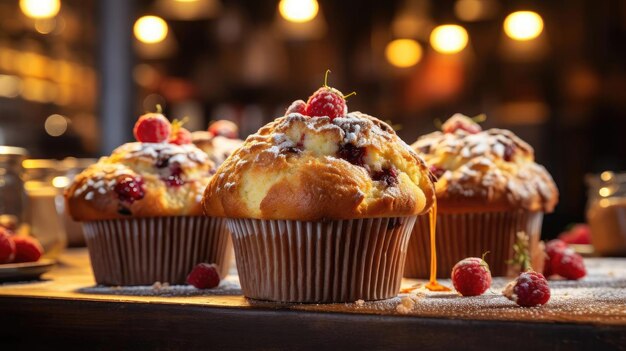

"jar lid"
[0,145,28,157]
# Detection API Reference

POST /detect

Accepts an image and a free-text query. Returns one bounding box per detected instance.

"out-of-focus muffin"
[66,111,233,285]
[406,114,558,278]
[192,120,243,166]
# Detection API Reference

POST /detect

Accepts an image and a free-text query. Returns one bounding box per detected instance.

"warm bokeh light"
[44,114,68,137]
[20,0,60,19]
[385,39,423,68]
[278,0,319,23]
[600,171,613,182]
[52,176,70,188]
[430,25,469,54]
[134,16,169,44]
[504,11,544,41]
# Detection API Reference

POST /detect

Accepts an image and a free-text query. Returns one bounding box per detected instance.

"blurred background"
[1,0,626,239]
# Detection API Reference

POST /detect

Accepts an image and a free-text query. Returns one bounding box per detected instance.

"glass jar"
[586,171,626,256]
[0,146,28,230]
[22,159,67,258]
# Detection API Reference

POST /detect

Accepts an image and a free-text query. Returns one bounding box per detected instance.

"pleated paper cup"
[82,216,233,286]
[404,210,543,278]
[227,216,417,303]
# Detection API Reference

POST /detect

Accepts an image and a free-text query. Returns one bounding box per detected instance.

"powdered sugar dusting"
[251,258,626,326]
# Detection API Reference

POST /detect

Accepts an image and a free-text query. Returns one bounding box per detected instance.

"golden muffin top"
[66,112,215,221]
[412,114,558,213]
[202,96,435,220]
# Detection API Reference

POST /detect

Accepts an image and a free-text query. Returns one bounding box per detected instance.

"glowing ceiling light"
[279,0,319,23]
[385,39,423,68]
[20,0,60,19]
[430,24,469,54]
[44,114,68,137]
[134,16,168,44]
[504,11,544,41]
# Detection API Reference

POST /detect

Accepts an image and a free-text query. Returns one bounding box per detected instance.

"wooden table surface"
[0,249,625,350]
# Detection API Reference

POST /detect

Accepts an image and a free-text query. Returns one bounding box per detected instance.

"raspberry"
[337,143,367,167]
[208,120,239,139]
[114,176,145,203]
[503,270,550,307]
[0,228,16,264]
[372,167,399,187]
[451,256,492,296]
[285,100,307,115]
[543,239,586,280]
[186,263,220,289]
[163,165,185,187]
[442,114,482,134]
[305,87,347,120]
[558,224,591,245]
[12,236,43,263]
[551,248,586,280]
[543,239,567,277]
[503,144,516,162]
[169,127,192,145]
[429,165,446,181]
[133,113,172,143]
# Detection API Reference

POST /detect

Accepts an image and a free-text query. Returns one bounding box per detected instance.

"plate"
[0,259,56,282]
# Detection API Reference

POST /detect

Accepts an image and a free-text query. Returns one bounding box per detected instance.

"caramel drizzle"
[425,198,451,292]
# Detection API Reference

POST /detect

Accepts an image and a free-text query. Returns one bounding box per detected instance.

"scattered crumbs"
[395,296,416,314]
[355,299,365,307]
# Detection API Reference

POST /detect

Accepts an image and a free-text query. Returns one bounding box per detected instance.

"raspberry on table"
[503,270,551,307]
[12,236,43,263]
[0,228,16,264]
[451,256,492,296]
[543,239,586,280]
[133,112,172,143]
[551,248,587,280]
[186,263,221,289]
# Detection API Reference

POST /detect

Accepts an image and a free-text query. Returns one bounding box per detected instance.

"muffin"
[203,82,435,302]
[407,114,558,278]
[66,112,233,285]
[192,120,243,166]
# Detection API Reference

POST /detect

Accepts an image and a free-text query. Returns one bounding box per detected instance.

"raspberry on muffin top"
[202,77,435,221]
[412,113,558,212]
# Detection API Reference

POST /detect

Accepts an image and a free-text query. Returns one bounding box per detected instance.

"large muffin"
[66,112,233,285]
[203,85,435,302]
[406,113,558,278]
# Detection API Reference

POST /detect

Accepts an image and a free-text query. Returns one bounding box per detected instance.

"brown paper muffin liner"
[227,216,417,303]
[82,216,233,285]
[404,210,543,278]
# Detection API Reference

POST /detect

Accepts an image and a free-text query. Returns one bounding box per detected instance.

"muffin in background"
[203,83,435,303]
[407,114,558,278]
[66,111,232,285]
[192,120,243,166]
